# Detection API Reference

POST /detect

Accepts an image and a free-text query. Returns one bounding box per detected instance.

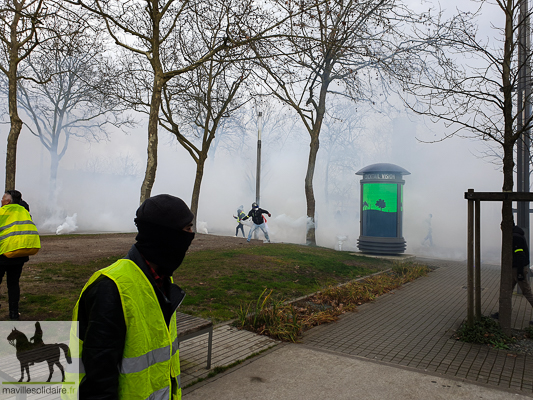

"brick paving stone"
[301,258,533,394]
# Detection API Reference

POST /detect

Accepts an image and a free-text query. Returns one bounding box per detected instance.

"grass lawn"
[16,243,396,322]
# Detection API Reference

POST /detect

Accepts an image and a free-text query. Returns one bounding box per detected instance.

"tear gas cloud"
[1,105,507,264]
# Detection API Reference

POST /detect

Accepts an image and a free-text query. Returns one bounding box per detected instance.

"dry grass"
[236,263,431,342]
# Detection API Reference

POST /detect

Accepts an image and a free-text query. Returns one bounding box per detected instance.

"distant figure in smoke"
[422,214,433,247]
[244,202,271,243]
[233,206,247,238]
[0,190,40,319]
[334,210,342,224]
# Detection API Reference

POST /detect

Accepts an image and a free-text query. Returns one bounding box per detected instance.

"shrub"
[455,316,514,348]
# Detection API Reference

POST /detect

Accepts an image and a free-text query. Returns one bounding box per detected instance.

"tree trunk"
[139,75,164,204]
[305,71,330,246]
[5,60,21,191]
[49,149,59,202]
[190,154,206,233]
[499,142,515,336]
[498,0,516,337]
[305,134,319,246]
[499,198,514,336]
[5,117,22,192]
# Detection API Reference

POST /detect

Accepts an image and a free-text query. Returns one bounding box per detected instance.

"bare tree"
[160,53,251,230]
[398,2,531,334]
[253,0,431,245]
[69,0,300,204]
[15,15,134,200]
[0,0,52,191]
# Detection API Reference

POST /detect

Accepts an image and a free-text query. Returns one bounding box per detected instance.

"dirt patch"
[28,233,267,265]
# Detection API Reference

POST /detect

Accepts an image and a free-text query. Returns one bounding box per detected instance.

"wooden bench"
[176,312,213,369]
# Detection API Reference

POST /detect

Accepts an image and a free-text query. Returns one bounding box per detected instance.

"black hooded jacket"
[244,207,270,225]
[513,225,530,268]
[76,244,185,400]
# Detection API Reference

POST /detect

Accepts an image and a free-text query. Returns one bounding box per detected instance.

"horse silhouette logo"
[6,322,72,382]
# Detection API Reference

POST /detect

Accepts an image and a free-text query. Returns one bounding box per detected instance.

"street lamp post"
[516,0,531,290]
[256,112,262,205]
[254,112,262,240]
[517,0,531,261]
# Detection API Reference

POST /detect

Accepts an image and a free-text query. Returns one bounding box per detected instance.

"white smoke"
[1,102,508,263]
[55,213,78,235]
[196,221,209,234]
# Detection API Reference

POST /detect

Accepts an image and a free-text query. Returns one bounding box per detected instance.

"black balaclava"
[134,194,195,277]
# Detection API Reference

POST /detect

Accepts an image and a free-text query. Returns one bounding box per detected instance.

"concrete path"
[184,344,530,399]
[181,258,533,398]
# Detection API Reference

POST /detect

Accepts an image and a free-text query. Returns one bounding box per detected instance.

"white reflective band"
[177,374,181,389]
[120,345,171,374]
[0,220,35,232]
[172,337,179,356]
[146,385,170,400]
[0,230,39,241]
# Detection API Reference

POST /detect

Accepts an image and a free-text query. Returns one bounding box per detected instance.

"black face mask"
[135,221,195,276]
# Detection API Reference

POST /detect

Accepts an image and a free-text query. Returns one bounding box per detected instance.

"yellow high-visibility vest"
[0,204,40,257]
[65,259,181,400]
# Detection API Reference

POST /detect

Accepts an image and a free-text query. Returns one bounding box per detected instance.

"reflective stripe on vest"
[0,230,39,240]
[515,249,524,252]
[0,220,36,232]
[150,386,170,400]
[64,259,180,400]
[0,204,40,255]
[120,335,179,374]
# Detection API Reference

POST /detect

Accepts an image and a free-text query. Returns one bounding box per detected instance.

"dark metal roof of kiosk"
[356,163,410,176]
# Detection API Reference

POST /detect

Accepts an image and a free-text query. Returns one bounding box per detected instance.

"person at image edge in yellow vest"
[0,189,40,320]
[72,194,194,400]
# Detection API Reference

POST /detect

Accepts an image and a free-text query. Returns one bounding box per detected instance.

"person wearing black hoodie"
[493,224,533,322]
[72,194,195,400]
[244,202,271,242]
[512,224,533,304]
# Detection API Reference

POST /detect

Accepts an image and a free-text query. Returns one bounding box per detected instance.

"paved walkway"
[304,258,533,393]
[181,258,533,397]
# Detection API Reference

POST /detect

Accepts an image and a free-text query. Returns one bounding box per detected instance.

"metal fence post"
[467,189,474,327]
[475,199,481,319]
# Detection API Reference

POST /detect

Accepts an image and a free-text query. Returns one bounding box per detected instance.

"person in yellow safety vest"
[71,194,195,400]
[233,205,246,238]
[0,190,40,320]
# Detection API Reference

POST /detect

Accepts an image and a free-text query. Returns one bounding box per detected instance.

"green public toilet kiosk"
[356,163,410,254]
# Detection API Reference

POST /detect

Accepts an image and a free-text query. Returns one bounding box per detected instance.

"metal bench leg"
[206,328,213,369]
